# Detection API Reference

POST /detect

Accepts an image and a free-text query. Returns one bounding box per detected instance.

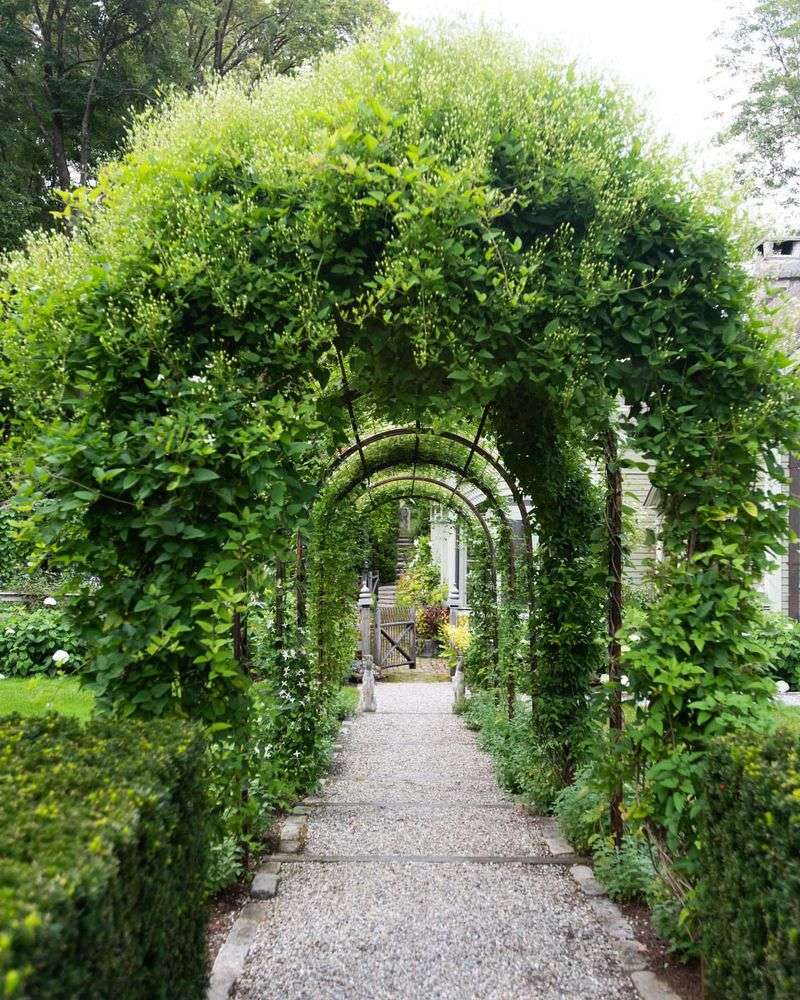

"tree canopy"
[0,0,392,251]
[715,0,800,211]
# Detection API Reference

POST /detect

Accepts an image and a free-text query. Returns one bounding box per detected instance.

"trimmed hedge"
[701,728,800,999]
[0,714,208,999]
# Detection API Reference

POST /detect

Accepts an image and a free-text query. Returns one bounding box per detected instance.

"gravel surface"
[236,681,638,1000]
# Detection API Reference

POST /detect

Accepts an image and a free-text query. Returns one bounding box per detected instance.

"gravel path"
[236,682,638,1000]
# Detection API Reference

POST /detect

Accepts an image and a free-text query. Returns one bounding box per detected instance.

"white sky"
[390,0,736,167]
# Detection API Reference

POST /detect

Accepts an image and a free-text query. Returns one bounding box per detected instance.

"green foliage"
[462,691,563,812]
[754,610,800,686]
[699,727,800,998]
[462,527,498,687]
[367,503,399,584]
[0,0,393,251]
[2,25,798,875]
[593,836,656,903]
[0,604,85,677]
[332,684,359,720]
[205,646,341,891]
[554,764,611,855]
[0,714,208,1000]
[396,536,447,607]
[0,509,26,587]
[714,0,800,207]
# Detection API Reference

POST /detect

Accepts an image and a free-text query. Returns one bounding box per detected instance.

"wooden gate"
[376,606,416,669]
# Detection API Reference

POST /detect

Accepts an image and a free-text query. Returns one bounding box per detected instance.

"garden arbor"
[4,29,800,852]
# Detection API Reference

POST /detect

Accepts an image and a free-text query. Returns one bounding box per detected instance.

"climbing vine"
[2,26,798,874]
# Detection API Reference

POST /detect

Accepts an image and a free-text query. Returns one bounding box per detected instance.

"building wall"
[623,237,800,614]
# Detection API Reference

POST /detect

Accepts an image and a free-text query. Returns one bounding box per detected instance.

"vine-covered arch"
[4,26,800,862]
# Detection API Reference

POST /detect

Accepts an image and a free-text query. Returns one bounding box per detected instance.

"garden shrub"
[461,691,563,811]
[395,537,447,608]
[0,604,85,676]
[0,713,208,1000]
[593,835,656,903]
[205,660,356,892]
[367,504,399,585]
[416,604,448,641]
[699,728,800,999]
[554,765,611,855]
[754,611,800,688]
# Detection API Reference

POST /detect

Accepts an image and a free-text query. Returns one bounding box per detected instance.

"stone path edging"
[206,811,308,998]
[540,818,682,1000]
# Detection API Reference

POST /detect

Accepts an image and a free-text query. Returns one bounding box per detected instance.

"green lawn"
[0,676,93,720]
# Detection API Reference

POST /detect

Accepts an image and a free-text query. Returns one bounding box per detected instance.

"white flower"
[629,632,641,643]
[636,698,650,710]
[776,680,791,694]
[599,673,610,684]
[620,675,630,688]
[52,650,70,665]
[188,374,206,384]
[43,597,57,607]
[0,673,5,680]
[155,373,165,382]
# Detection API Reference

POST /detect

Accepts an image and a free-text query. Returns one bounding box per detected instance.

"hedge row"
[701,727,800,999]
[0,714,208,1000]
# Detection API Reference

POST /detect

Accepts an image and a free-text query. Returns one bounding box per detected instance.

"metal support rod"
[295,532,307,630]
[605,427,624,849]
[789,455,800,619]
[275,558,286,651]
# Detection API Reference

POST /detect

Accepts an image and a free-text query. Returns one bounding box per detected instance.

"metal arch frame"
[357,475,499,590]
[334,456,500,514]
[327,426,534,561]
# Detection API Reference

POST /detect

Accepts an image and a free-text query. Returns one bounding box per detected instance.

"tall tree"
[184,0,392,79]
[715,0,800,207]
[0,0,391,251]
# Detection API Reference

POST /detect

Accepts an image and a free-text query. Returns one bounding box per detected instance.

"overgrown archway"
[4,25,799,888]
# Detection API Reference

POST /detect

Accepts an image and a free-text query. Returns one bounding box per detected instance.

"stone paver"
[236,682,639,1000]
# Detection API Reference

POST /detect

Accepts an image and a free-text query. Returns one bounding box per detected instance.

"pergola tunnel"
[3,26,800,997]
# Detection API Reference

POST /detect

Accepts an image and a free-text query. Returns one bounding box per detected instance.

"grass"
[0,675,94,720]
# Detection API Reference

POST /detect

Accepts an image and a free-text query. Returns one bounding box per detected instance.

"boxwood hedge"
[701,727,800,999]
[0,714,208,999]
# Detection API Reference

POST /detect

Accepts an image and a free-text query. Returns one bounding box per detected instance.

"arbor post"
[605,428,624,848]
[358,582,372,664]
[448,583,460,628]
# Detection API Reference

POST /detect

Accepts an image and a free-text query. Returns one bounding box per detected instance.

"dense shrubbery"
[367,505,399,586]
[755,611,800,687]
[0,604,85,676]
[699,727,800,999]
[0,714,208,1000]
[461,692,562,812]
[206,654,358,893]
